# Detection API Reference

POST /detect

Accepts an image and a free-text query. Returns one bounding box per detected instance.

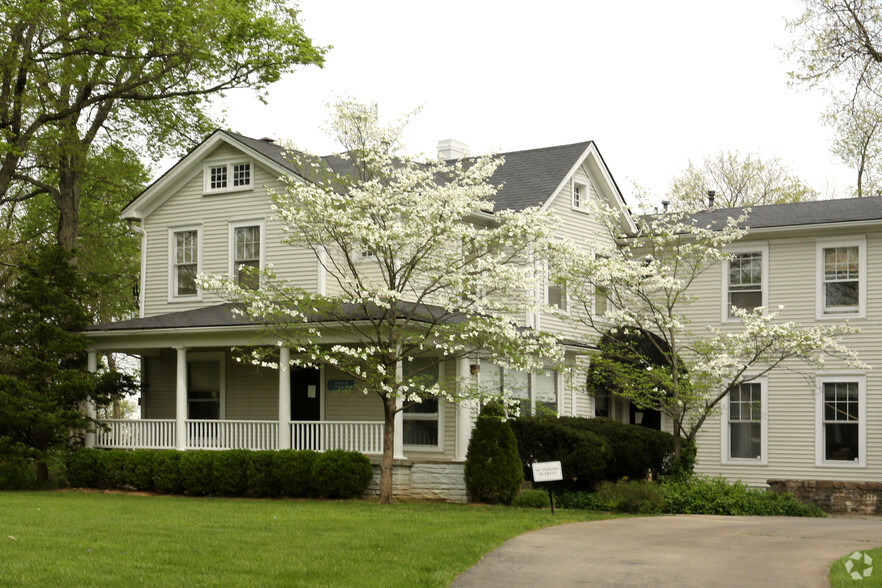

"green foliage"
[125,450,156,491]
[311,450,374,499]
[247,451,280,497]
[511,489,552,509]
[594,480,665,514]
[64,449,104,488]
[152,451,183,494]
[556,417,674,480]
[212,450,251,497]
[179,451,216,496]
[0,453,65,489]
[275,450,319,498]
[0,246,135,478]
[660,476,825,517]
[465,402,524,505]
[509,415,610,492]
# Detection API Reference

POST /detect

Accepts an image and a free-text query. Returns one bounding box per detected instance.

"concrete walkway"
[452,515,882,587]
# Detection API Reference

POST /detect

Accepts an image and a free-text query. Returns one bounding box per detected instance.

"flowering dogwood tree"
[564,197,865,461]
[204,99,562,502]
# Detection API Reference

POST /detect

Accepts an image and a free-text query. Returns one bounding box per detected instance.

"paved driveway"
[452,515,882,587]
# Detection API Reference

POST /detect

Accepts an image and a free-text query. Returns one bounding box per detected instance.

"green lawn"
[0,491,616,587]
[830,546,882,587]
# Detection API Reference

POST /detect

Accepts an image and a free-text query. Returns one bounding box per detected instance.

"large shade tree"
[205,99,563,503]
[562,197,865,459]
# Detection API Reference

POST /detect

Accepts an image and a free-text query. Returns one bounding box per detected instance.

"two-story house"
[84,129,633,501]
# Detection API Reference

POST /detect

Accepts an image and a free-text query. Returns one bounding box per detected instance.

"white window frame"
[228,219,266,289]
[815,373,866,468]
[168,224,203,302]
[187,351,226,420]
[720,377,768,465]
[203,158,254,194]
[402,359,444,452]
[816,237,866,319]
[545,259,568,314]
[572,180,587,210]
[721,242,768,323]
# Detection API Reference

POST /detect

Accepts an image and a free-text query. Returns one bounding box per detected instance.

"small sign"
[307,385,317,399]
[327,379,355,391]
[531,461,563,483]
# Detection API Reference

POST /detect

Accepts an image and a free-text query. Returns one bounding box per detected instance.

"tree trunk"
[378,393,397,504]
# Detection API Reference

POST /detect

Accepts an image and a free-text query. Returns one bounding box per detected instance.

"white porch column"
[84,350,99,448]
[278,347,291,450]
[175,347,188,450]
[394,360,405,460]
[455,357,472,461]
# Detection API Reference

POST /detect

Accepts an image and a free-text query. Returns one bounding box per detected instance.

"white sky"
[216,0,854,203]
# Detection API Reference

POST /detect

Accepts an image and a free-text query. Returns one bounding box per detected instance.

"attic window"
[572,182,586,210]
[204,160,253,194]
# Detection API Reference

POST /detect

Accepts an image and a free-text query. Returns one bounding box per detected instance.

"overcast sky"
[216,0,853,204]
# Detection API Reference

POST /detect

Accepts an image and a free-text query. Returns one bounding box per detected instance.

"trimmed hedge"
[464,401,523,505]
[63,448,373,499]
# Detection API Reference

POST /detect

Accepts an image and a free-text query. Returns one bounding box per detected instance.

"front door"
[291,367,321,421]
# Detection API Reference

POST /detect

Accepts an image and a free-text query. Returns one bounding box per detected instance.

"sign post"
[531,461,563,514]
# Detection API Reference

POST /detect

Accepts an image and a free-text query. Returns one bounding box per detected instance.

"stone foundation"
[364,459,467,503]
[767,479,882,514]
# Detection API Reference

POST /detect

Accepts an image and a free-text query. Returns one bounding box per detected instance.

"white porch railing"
[187,420,279,450]
[94,419,384,454]
[290,421,384,455]
[95,419,175,449]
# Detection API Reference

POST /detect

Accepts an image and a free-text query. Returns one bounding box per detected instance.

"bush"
[511,489,551,509]
[0,455,39,490]
[661,476,825,517]
[152,451,182,494]
[275,450,319,498]
[65,449,104,488]
[465,401,524,505]
[213,450,250,497]
[594,479,665,513]
[510,415,610,492]
[247,451,279,497]
[554,490,604,510]
[125,450,156,491]
[312,450,373,499]
[179,451,215,496]
[557,417,674,480]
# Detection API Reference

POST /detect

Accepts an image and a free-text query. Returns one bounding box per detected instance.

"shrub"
[65,449,104,488]
[661,476,825,517]
[0,455,38,490]
[554,490,605,510]
[510,415,610,492]
[275,450,319,498]
[558,417,674,480]
[511,489,551,509]
[247,451,279,497]
[152,451,183,494]
[213,450,250,497]
[465,401,524,505]
[594,479,665,513]
[312,450,373,499]
[179,451,215,496]
[125,450,156,491]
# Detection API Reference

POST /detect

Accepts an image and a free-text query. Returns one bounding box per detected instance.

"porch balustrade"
[94,419,384,454]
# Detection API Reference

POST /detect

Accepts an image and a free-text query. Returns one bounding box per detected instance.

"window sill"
[203,185,254,196]
[570,206,590,214]
[167,294,203,303]
[403,444,444,453]
[815,460,866,468]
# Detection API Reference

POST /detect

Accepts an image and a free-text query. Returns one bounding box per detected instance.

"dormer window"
[204,159,253,194]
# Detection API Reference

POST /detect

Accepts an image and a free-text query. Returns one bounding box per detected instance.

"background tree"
[668,150,818,209]
[205,99,563,503]
[0,0,326,252]
[0,246,135,480]
[563,197,865,459]
[787,0,882,196]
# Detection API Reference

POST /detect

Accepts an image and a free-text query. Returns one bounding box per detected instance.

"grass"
[0,491,617,587]
[829,546,882,587]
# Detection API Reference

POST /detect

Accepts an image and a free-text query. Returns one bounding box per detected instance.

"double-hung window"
[230,220,264,290]
[478,360,558,416]
[402,358,442,448]
[817,238,866,318]
[572,182,585,209]
[204,159,253,194]
[723,243,767,321]
[816,375,865,466]
[723,380,766,463]
[170,226,201,299]
[546,261,567,312]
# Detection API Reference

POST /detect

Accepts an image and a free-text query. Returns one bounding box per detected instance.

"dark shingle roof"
[223,131,595,212]
[684,196,882,231]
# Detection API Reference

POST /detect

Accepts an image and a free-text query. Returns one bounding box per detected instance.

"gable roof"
[123,130,632,226]
[684,196,882,232]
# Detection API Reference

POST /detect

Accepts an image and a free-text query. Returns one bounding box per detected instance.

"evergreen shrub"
[125,450,156,491]
[152,450,183,494]
[212,449,250,497]
[275,450,319,497]
[246,451,279,497]
[179,451,215,496]
[464,401,523,505]
[312,450,374,498]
